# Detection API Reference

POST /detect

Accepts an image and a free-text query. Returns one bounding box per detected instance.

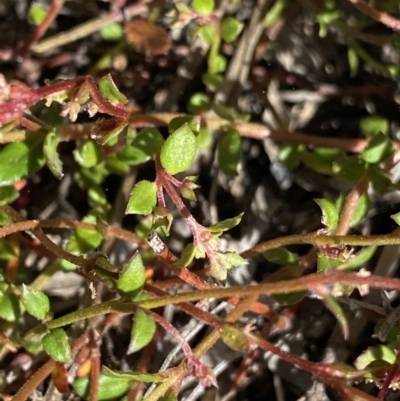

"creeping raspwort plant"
[3,1,400,401]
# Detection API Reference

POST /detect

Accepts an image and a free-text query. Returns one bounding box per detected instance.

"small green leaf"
[279,144,301,169]
[354,345,396,370]
[264,0,288,27]
[218,129,241,175]
[0,291,20,322]
[128,308,156,354]
[194,23,214,45]
[336,191,370,227]
[103,366,165,382]
[0,186,18,206]
[66,215,104,255]
[0,140,45,185]
[317,252,343,272]
[209,54,227,74]
[391,212,400,226]
[272,291,306,305]
[219,323,250,352]
[44,129,63,179]
[263,248,299,266]
[361,132,393,164]
[21,284,50,320]
[315,198,339,231]
[73,139,102,168]
[168,117,200,135]
[0,239,17,260]
[126,180,157,215]
[117,252,145,298]
[221,17,243,42]
[333,156,367,182]
[132,128,164,160]
[73,374,130,401]
[192,0,214,16]
[360,116,388,137]
[212,103,249,122]
[202,73,223,91]
[197,128,212,150]
[160,124,197,175]
[338,246,376,270]
[172,243,196,268]
[208,213,243,233]
[322,294,349,340]
[188,93,211,114]
[348,46,359,77]
[98,74,128,105]
[100,22,123,41]
[42,328,71,363]
[29,4,47,25]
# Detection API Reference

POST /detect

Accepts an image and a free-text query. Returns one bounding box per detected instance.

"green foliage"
[192,0,214,16]
[0,290,20,322]
[100,23,124,41]
[21,285,50,320]
[126,180,157,215]
[218,129,241,175]
[263,248,299,266]
[28,4,47,25]
[221,17,243,43]
[128,308,156,354]
[117,252,146,298]
[315,198,339,231]
[219,323,250,352]
[160,124,197,175]
[42,328,72,363]
[44,129,63,179]
[0,140,45,185]
[73,373,131,400]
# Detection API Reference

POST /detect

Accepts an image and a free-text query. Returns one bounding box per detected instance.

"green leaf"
[202,73,223,91]
[188,93,211,114]
[42,328,71,363]
[317,252,343,272]
[391,212,400,226]
[160,124,197,175]
[315,198,339,231]
[98,74,128,105]
[361,132,393,164]
[21,284,50,320]
[333,156,367,182]
[73,374,130,401]
[300,147,343,175]
[279,144,301,169]
[0,140,45,185]
[192,0,214,16]
[209,54,227,74]
[338,246,376,270]
[360,116,388,137]
[168,117,200,135]
[322,294,349,340]
[336,191,370,227]
[126,180,157,215]
[264,0,288,27]
[218,129,241,175]
[44,129,63,179]
[194,23,214,45]
[131,128,164,160]
[117,252,145,298]
[348,46,359,77]
[208,213,243,233]
[102,366,165,382]
[212,103,249,122]
[219,323,250,352]
[29,4,47,25]
[272,291,306,305]
[263,248,299,266]
[221,17,243,42]
[354,345,396,370]
[0,239,17,260]
[197,128,212,150]
[73,139,102,168]
[0,291,20,322]
[0,186,18,206]
[172,243,196,268]
[128,308,156,354]
[100,22,123,41]
[66,215,104,255]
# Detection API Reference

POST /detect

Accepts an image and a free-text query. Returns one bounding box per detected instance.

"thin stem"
[10,359,55,401]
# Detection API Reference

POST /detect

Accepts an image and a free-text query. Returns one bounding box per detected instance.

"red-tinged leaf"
[52,362,69,393]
